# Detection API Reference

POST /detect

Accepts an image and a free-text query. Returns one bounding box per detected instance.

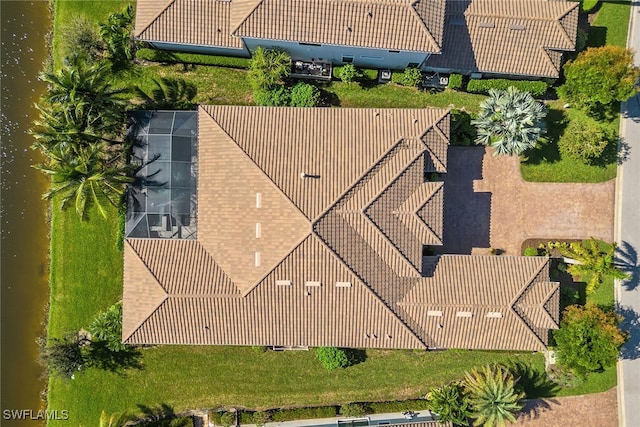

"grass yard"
[587,0,632,48]
[520,101,618,183]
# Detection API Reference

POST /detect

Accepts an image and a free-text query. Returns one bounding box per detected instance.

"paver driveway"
[440,147,615,255]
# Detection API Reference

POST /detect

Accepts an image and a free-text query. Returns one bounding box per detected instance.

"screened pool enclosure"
[125,111,198,239]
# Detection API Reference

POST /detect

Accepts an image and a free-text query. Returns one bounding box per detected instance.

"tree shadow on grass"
[137,403,176,421]
[521,108,566,166]
[586,26,607,48]
[86,341,144,375]
[346,349,367,367]
[508,361,560,399]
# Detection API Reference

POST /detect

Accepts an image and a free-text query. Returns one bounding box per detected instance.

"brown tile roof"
[425,0,578,78]
[399,255,559,350]
[123,106,559,351]
[134,0,243,49]
[233,0,446,52]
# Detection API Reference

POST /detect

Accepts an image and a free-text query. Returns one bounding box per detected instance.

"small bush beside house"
[447,73,464,91]
[290,82,321,107]
[316,347,352,370]
[397,67,423,87]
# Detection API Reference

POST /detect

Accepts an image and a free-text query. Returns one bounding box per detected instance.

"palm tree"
[99,410,136,427]
[89,303,126,352]
[426,381,470,425]
[38,54,126,137]
[472,86,546,156]
[558,239,629,295]
[464,364,524,427]
[35,143,131,219]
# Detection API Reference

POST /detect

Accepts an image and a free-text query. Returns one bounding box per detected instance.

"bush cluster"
[450,110,477,146]
[397,67,423,87]
[467,79,548,98]
[523,247,539,257]
[447,73,464,90]
[339,403,366,418]
[270,406,338,422]
[255,82,321,107]
[558,119,617,165]
[316,347,352,370]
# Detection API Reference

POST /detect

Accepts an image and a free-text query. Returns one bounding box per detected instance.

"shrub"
[447,73,464,90]
[316,347,351,370]
[426,382,470,425]
[59,15,105,62]
[398,67,423,87]
[337,63,359,83]
[270,407,337,422]
[450,110,476,146]
[340,403,366,418]
[467,79,548,98]
[558,118,617,165]
[554,304,627,374]
[220,411,235,427]
[290,82,320,107]
[254,86,291,106]
[99,4,135,70]
[248,47,291,90]
[524,247,539,257]
[40,334,85,379]
[252,411,270,427]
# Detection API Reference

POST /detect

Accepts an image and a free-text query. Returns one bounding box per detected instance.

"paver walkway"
[440,147,615,255]
[515,387,617,427]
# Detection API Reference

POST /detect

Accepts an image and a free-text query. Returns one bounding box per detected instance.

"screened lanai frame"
[125,111,198,239]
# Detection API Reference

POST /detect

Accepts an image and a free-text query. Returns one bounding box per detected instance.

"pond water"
[1,1,52,425]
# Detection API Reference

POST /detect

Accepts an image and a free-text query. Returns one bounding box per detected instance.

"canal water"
[1,1,52,425]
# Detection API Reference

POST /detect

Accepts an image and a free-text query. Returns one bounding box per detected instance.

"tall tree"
[464,364,524,427]
[35,143,131,219]
[554,304,627,375]
[557,239,629,295]
[559,46,640,115]
[99,4,135,71]
[472,86,546,156]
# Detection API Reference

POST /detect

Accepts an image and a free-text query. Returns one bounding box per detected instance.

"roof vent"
[478,22,494,29]
[275,280,291,286]
[336,281,352,288]
[367,11,372,18]
[346,26,352,32]
[256,192,262,208]
[486,312,503,318]
[509,24,526,31]
[456,311,473,318]
[427,310,443,317]
[254,252,261,267]
[305,281,322,287]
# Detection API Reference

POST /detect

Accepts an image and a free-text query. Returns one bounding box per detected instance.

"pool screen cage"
[125,111,198,239]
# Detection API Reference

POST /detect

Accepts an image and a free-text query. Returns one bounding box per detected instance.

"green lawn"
[520,101,618,183]
[587,0,632,48]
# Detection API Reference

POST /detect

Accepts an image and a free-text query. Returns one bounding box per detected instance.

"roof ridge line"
[200,106,312,221]
[241,232,313,297]
[554,17,575,48]
[123,298,169,343]
[135,0,177,38]
[541,46,562,75]
[540,280,561,328]
[313,232,428,348]
[230,0,266,35]
[126,239,171,294]
[410,1,441,52]
[363,154,428,275]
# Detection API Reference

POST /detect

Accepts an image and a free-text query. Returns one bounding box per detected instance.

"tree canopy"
[554,303,627,374]
[426,382,470,425]
[472,86,546,156]
[248,47,291,91]
[558,46,640,114]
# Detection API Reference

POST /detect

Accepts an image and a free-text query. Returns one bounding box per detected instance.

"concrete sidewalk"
[616,2,640,427]
[226,409,448,427]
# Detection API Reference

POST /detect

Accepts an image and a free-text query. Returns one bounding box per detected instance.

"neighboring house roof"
[425,0,579,77]
[134,0,446,52]
[123,106,559,351]
[233,0,446,52]
[134,0,244,49]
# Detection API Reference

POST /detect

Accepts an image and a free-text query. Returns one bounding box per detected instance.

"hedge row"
[466,78,548,97]
[136,48,251,69]
[331,65,378,81]
[211,399,429,426]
